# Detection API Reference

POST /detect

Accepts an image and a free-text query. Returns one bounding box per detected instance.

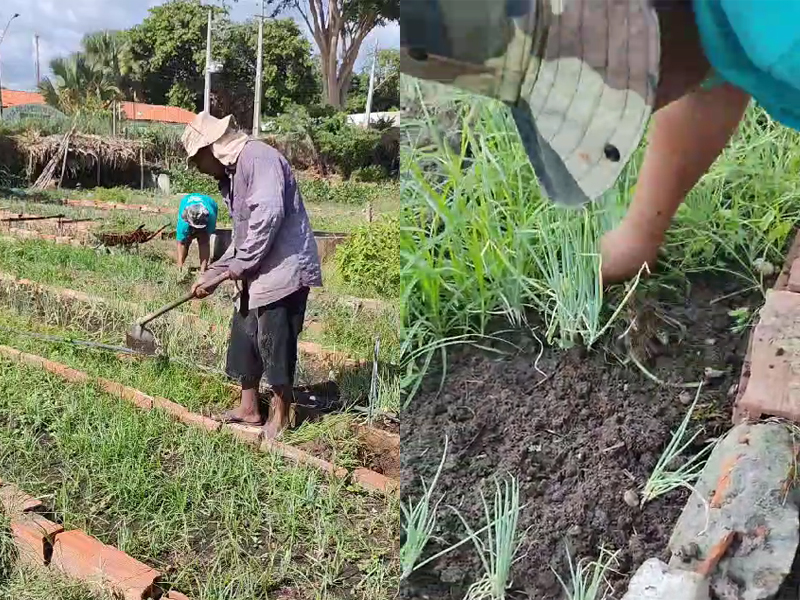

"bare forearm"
[625,83,750,239]
[198,235,210,272]
[176,241,189,268]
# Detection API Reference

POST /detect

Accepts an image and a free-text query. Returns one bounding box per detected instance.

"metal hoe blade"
[125,324,158,355]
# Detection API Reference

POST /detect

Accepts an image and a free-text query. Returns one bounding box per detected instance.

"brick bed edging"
[0,346,398,495]
[733,230,800,423]
[0,478,189,599]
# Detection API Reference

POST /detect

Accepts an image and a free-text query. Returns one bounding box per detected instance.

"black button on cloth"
[604,144,621,163]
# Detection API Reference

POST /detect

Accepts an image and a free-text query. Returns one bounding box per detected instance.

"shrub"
[168,166,219,196]
[272,106,386,179]
[334,216,399,298]
[353,165,389,183]
[299,178,389,205]
[315,114,382,180]
[91,187,130,204]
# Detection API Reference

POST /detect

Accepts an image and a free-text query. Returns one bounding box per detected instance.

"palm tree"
[82,30,142,100]
[39,53,120,115]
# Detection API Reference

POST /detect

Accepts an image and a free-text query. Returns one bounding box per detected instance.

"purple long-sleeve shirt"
[202,140,322,308]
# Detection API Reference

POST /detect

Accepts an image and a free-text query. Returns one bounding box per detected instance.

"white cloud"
[0,1,398,92]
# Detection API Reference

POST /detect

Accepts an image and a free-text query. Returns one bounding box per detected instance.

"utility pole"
[364,40,379,128]
[203,9,212,113]
[252,0,265,136]
[34,34,40,85]
[0,13,20,120]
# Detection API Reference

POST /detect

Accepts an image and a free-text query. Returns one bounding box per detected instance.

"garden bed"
[401,275,761,598]
[0,356,399,598]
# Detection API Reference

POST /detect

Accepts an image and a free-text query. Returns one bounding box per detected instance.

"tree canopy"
[41,0,320,126]
[268,0,399,107]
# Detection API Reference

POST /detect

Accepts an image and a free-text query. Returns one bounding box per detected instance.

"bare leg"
[197,231,210,273]
[600,83,751,283]
[222,379,264,425]
[264,384,292,440]
[176,240,190,270]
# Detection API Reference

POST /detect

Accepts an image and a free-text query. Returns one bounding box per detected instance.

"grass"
[553,547,620,600]
[0,306,383,454]
[641,385,716,505]
[457,476,527,600]
[0,567,112,600]
[401,77,800,396]
[400,436,448,580]
[0,358,398,599]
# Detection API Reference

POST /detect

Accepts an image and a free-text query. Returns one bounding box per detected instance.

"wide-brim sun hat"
[400,0,660,207]
[181,111,233,158]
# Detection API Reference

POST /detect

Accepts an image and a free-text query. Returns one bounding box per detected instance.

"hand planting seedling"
[401,0,800,284]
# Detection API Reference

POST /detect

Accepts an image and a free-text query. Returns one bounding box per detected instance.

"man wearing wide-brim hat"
[181,111,322,439]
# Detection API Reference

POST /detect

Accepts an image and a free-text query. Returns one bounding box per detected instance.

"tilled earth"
[401,278,761,599]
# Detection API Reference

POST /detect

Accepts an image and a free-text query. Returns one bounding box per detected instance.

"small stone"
[705,338,717,346]
[704,367,726,380]
[623,489,639,508]
[679,391,693,405]
[621,558,709,600]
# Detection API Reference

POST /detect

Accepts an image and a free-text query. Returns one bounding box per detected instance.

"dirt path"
[401,277,761,598]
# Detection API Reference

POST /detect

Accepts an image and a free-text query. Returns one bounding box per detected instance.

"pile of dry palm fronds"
[20,129,150,184]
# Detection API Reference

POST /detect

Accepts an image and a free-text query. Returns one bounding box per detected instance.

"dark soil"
[297,423,401,479]
[401,277,762,599]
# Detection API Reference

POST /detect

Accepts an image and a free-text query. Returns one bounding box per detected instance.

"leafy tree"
[124,0,318,125]
[215,18,320,128]
[268,0,399,108]
[345,47,398,113]
[126,0,226,109]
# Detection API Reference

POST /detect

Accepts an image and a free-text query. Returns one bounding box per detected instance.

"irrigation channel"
[402,231,800,599]
[0,190,400,598]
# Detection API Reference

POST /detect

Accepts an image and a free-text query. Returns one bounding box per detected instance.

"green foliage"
[272,106,386,178]
[168,165,219,195]
[216,18,319,120]
[39,54,121,115]
[124,1,317,125]
[167,82,197,111]
[267,0,399,107]
[299,178,389,205]
[334,216,400,298]
[353,165,389,183]
[91,187,130,204]
[317,115,382,179]
[346,48,399,113]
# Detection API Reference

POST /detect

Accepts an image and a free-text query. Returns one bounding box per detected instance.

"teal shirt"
[693,0,800,130]
[176,194,218,243]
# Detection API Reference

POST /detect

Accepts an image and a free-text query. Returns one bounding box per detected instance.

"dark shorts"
[225,286,309,387]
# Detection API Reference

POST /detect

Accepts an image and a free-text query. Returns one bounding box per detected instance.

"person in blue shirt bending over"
[175,193,218,273]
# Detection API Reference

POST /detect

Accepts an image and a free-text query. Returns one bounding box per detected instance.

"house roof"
[0,89,46,108]
[0,89,195,125]
[119,101,195,125]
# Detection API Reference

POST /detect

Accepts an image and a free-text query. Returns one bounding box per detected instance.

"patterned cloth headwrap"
[400,0,661,207]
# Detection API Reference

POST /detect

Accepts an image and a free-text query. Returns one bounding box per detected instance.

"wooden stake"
[140,149,144,190]
[58,141,69,189]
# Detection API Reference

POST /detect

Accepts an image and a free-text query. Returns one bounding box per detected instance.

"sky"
[0,0,399,93]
